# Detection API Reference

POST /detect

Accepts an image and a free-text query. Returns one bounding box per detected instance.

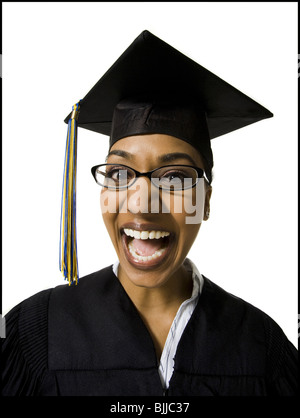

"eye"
[105,166,134,185]
[107,168,126,181]
[161,170,186,184]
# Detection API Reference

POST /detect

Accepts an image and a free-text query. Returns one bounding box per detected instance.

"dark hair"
[196,150,213,185]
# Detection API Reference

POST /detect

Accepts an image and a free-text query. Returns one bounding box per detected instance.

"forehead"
[108,134,204,167]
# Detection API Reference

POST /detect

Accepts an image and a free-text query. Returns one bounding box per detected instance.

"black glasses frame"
[91,163,209,190]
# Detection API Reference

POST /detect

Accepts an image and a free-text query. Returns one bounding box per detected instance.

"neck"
[117,263,193,360]
[117,263,193,314]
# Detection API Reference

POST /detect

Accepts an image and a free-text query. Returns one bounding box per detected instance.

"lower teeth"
[128,241,166,261]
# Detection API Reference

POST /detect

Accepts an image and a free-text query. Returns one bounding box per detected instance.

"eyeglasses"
[91,163,209,190]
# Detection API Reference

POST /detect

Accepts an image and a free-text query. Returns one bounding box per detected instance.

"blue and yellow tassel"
[59,102,81,285]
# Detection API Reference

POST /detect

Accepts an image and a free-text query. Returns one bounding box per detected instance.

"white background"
[2,2,298,347]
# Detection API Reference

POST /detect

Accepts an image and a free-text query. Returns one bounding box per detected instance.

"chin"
[118,255,177,289]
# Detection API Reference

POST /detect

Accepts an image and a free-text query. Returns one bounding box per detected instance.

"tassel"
[59,102,81,285]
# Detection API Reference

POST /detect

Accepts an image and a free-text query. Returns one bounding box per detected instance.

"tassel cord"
[59,102,80,285]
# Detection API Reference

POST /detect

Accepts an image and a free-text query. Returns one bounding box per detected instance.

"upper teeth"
[123,229,170,240]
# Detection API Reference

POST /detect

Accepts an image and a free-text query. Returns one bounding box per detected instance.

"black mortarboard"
[60,30,273,284]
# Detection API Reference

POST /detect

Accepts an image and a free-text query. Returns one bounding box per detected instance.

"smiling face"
[101,134,212,290]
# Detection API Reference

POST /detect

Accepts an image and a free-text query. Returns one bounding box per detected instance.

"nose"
[127,176,156,214]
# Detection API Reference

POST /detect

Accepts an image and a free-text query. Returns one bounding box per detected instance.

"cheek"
[100,189,118,239]
[173,211,201,246]
[100,189,128,248]
[100,188,129,214]
[162,184,205,225]
[169,189,202,251]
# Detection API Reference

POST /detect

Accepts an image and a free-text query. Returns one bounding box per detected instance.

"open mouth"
[121,226,174,268]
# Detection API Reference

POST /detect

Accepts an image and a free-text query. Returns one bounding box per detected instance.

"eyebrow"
[105,150,131,162]
[158,152,197,166]
[106,150,197,166]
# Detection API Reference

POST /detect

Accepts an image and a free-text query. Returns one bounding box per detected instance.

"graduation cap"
[60,30,273,285]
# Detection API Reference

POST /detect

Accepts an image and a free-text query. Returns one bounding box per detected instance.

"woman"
[2,30,297,396]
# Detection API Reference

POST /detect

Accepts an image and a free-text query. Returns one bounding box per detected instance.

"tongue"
[132,238,164,256]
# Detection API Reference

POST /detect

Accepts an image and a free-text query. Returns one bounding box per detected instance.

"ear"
[203,185,212,221]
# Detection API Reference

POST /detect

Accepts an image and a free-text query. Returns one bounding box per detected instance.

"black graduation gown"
[1,265,297,396]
